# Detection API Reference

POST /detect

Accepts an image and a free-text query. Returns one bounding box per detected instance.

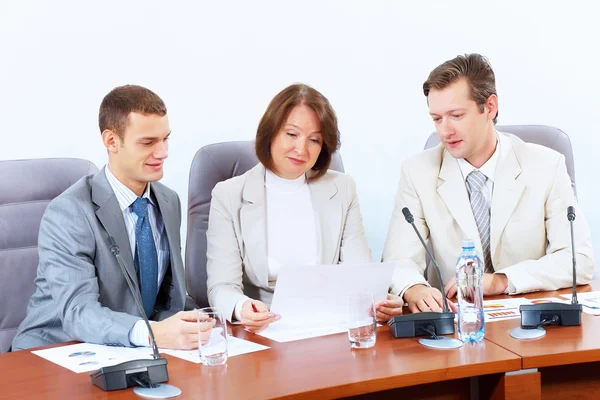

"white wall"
[2,1,599,276]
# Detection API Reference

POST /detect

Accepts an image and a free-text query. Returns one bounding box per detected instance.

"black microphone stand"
[388,208,459,348]
[89,237,182,398]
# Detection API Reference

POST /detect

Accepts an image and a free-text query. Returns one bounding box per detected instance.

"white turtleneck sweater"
[233,169,319,320]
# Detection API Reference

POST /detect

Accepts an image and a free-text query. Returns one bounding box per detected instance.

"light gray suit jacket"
[12,168,186,350]
[383,133,594,296]
[206,164,372,321]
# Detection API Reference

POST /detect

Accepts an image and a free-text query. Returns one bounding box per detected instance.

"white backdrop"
[2,1,599,276]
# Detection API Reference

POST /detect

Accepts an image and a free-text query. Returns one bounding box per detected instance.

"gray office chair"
[424,125,576,195]
[0,158,98,353]
[185,141,345,308]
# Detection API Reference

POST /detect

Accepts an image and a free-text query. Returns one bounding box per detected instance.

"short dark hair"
[99,85,167,137]
[255,83,341,181]
[423,53,498,124]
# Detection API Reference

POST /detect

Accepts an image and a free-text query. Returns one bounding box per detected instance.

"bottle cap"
[462,239,475,248]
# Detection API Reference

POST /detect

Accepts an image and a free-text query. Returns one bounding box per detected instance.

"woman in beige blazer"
[206,84,384,333]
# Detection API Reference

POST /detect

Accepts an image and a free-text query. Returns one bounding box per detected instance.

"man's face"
[428,78,495,163]
[105,112,170,195]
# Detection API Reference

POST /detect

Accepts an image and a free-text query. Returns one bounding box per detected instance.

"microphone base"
[519,302,582,328]
[133,384,182,399]
[388,311,456,338]
[90,357,169,391]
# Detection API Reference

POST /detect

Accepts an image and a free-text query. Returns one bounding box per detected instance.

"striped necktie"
[465,170,493,273]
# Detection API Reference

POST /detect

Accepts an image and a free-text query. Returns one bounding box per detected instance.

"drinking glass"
[197,307,228,366]
[348,293,377,349]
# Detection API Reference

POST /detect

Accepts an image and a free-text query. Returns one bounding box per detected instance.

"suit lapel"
[490,139,524,260]
[240,164,269,286]
[92,168,139,289]
[153,183,184,302]
[437,150,483,253]
[309,175,342,264]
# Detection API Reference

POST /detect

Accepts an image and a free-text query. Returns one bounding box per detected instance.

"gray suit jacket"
[12,168,186,350]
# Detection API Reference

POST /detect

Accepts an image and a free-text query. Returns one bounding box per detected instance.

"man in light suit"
[13,85,199,350]
[383,54,594,313]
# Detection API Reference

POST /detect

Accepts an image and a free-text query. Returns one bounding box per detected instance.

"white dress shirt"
[233,169,319,321]
[105,166,170,346]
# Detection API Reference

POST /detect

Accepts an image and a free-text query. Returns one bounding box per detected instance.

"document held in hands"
[258,262,396,342]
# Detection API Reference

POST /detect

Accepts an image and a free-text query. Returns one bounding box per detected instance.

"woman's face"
[269,104,323,179]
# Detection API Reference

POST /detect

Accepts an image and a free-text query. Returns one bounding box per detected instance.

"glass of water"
[197,307,228,366]
[348,293,377,349]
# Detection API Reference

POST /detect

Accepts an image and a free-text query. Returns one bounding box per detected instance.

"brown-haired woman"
[205,83,378,333]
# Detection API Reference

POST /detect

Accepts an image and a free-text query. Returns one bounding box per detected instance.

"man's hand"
[375,294,404,322]
[240,300,280,333]
[152,310,199,350]
[403,285,444,313]
[445,273,508,298]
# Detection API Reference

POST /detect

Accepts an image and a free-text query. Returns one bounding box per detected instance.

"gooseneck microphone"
[518,206,582,330]
[388,207,456,338]
[108,236,161,359]
[568,206,578,305]
[90,236,170,392]
[401,208,450,313]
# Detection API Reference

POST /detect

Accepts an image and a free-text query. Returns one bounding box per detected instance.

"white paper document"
[482,298,530,322]
[481,297,567,322]
[258,262,396,342]
[160,336,270,363]
[560,291,600,315]
[32,336,271,372]
[32,343,153,373]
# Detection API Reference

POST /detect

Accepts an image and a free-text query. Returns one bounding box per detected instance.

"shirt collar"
[105,165,153,212]
[457,131,504,184]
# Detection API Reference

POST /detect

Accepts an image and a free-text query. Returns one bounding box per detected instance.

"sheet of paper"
[528,297,569,305]
[257,322,348,343]
[259,262,395,342]
[483,297,531,322]
[560,291,600,315]
[32,343,152,373]
[159,336,270,363]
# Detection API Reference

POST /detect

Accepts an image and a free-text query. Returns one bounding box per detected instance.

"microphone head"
[567,206,575,222]
[402,207,414,224]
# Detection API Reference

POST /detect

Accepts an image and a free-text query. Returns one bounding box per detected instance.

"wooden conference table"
[1,282,599,399]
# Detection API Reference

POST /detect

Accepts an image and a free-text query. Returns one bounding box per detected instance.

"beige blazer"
[383,132,594,296]
[206,163,372,320]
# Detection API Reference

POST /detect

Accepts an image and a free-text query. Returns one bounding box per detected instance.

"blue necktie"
[131,197,158,317]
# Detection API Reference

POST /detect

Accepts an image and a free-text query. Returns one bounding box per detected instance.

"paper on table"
[528,297,569,305]
[32,343,152,373]
[482,297,531,322]
[159,336,270,363]
[258,262,395,342]
[560,291,600,315]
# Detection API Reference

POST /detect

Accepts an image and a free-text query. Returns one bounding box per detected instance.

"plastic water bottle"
[456,239,485,342]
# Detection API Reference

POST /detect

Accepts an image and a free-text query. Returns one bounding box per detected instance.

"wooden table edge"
[268,355,522,399]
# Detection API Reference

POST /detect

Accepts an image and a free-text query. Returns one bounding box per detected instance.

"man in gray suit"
[13,85,199,350]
